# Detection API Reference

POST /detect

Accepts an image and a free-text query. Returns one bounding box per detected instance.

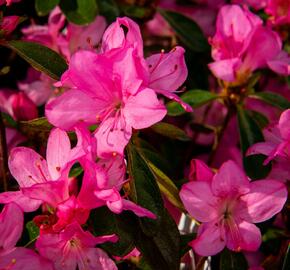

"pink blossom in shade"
[0,0,21,5]
[22,7,65,52]
[59,15,107,60]
[209,5,289,82]
[18,68,56,106]
[0,128,85,211]
[77,159,156,219]
[265,0,290,26]
[36,222,118,270]
[247,109,290,164]
[46,47,167,157]
[0,89,38,121]
[0,16,19,36]
[179,160,287,256]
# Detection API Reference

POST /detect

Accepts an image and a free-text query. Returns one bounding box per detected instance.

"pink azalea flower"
[265,0,290,26]
[46,46,167,157]
[180,160,287,256]
[0,203,54,270]
[101,17,192,112]
[209,5,289,83]
[18,68,56,106]
[247,109,290,164]
[36,222,118,270]
[0,88,38,121]
[0,15,19,36]
[232,0,268,10]
[0,128,84,211]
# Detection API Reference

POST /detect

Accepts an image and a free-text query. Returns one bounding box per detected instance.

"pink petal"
[208,58,242,82]
[278,109,290,140]
[267,51,290,76]
[46,128,71,180]
[67,50,114,100]
[0,248,54,270]
[246,142,277,156]
[22,180,69,207]
[107,198,123,214]
[0,203,23,251]
[226,220,261,252]
[238,180,287,223]
[78,248,117,270]
[102,17,143,57]
[95,116,132,157]
[147,46,188,92]
[189,159,214,183]
[191,223,226,256]
[8,147,50,187]
[211,160,250,197]
[243,27,282,71]
[122,199,157,219]
[180,181,218,222]
[45,89,100,130]
[123,88,167,129]
[0,191,41,212]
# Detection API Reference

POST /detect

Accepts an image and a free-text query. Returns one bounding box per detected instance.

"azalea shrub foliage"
[0,0,290,270]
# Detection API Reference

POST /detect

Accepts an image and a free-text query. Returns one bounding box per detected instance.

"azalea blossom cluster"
[0,0,289,270]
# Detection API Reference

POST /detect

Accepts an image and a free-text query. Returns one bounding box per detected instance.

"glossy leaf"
[6,41,67,80]
[249,91,290,110]
[59,0,98,25]
[167,90,218,116]
[35,0,60,16]
[96,0,119,23]
[180,233,196,257]
[19,117,53,133]
[127,143,164,235]
[151,122,191,141]
[237,106,271,179]
[158,9,210,52]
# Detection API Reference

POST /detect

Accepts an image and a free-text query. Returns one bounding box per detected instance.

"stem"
[0,113,8,191]
[208,108,233,165]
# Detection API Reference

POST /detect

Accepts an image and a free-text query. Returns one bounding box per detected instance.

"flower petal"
[123,88,166,129]
[8,147,50,187]
[122,199,156,219]
[211,160,250,197]
[238,180,287,223]
[189,159,214,183]
[180,181,218,222]
[191,223,226,256]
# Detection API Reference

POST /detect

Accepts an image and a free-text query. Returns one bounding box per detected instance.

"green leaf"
[219,249,248,270]
[121,5,150,19]
[237,106,271,179]
[167,89,218,116]
[59,0,98,25]
[96,0,119,23]
[146,160,185,212]
[127,143,164,235]
[69,163,83,178]
[248,110,269,129]
[151,122,191,141]
[35,0,60,16]
[249,91,290,110]
[134,211,180,270]
[26,221,39,241]
[158,9,210,52]
[90,207,136,257]
[6,41,67,80]
[282,244,290,270]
